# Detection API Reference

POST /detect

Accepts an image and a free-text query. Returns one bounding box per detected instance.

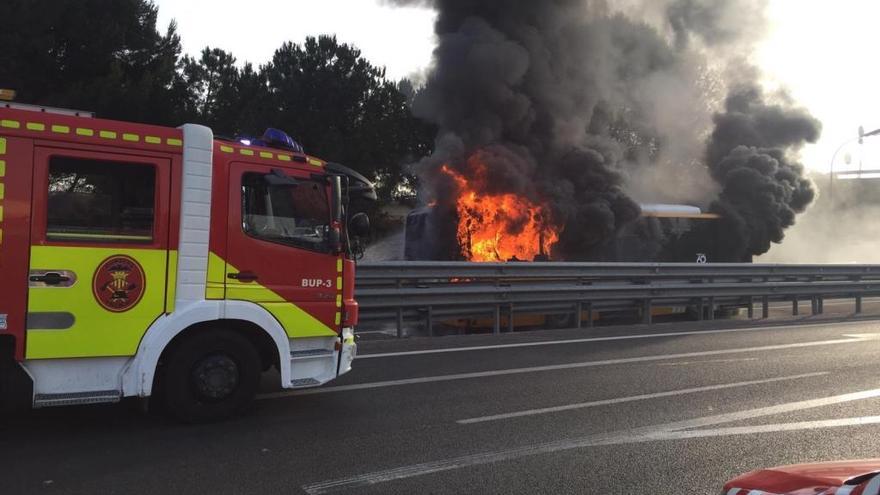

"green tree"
[177,48,274,138]
[261,36,432,202]
[0,0,189,125]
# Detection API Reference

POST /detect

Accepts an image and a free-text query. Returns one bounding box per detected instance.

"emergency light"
[239,128,304,153]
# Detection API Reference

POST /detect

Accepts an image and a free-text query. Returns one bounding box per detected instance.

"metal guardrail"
[356,262,880,337]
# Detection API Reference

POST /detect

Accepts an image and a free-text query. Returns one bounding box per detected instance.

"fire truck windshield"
[242,173,331,253]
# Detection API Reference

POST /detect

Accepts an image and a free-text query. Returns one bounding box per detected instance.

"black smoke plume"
[388,0,820,261]
[704,86,821,259]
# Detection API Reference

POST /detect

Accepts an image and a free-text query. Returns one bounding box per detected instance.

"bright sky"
[155,0,437,81]
[156,0,880,175]
[759,0,880,174]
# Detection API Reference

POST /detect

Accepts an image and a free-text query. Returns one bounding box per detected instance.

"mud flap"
[0,338,33,413]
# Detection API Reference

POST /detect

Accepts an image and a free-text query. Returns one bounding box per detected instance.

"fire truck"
[0,95,374,421]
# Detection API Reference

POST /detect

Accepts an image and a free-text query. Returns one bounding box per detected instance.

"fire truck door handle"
[228,271,258,282]
[29,272,71,286]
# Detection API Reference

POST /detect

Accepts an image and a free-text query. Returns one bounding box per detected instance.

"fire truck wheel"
[162,329,261,423]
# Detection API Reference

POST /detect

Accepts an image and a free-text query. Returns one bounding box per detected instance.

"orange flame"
[441,153,559,262]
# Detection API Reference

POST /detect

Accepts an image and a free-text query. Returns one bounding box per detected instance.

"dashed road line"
[657,357,759,366]
[456,371,827,424]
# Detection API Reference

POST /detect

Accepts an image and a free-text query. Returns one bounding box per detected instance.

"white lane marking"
[456,372,828,424]
[357,320,880,359]
[635,387,880,433]
[640,416,880,442]
[258,336,867,399]
[657,358,759,366]
[301,387,880,494]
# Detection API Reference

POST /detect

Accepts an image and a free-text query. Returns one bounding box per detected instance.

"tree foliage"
[0,0,189,124]
[262,37,433,201]
[0,1,433,203]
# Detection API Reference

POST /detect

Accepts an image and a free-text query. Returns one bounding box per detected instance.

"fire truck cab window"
[46,157,155,243]
[242,173,331,252]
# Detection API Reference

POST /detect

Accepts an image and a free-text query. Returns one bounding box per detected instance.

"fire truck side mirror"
[350,213,371,239]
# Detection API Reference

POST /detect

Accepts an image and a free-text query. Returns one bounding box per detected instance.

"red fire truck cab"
[0,101,374,421]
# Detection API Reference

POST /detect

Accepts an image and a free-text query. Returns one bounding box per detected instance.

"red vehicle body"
[724,460,880,495]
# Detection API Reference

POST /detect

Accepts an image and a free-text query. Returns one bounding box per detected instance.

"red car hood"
[724,460,880,495]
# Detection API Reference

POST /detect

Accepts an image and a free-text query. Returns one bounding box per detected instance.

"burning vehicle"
[405,202,739,263]
[403,201,742,330]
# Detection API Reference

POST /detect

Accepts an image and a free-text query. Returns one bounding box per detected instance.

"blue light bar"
[234,128,305,154]
[254,128,304,153]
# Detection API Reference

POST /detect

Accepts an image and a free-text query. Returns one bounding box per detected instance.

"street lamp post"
[829,126,880,206]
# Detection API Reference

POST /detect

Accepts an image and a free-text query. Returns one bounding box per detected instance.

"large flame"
[441,153,559,262]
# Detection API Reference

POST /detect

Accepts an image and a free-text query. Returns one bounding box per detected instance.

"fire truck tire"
[161,329,261,423]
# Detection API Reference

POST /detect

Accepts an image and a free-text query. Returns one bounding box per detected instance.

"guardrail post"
[575,302,583,329]
[396,278,404,338]
[697,299,704,321]
[493,305,501,335]
[818,297,824,314]
[426,306,434,337]
[792,298,798,316]
[708,297,715,321]
[747,298,754,319]
[811,297,818,315]
[586,303,594,328]
[856,295,863,314]
[762,296,769,319]
[508,304,515,333]
[643,299,652,325]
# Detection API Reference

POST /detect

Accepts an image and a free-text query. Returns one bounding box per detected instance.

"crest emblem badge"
[92,256,146,312]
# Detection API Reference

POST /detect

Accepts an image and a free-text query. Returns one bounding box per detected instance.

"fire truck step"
[291,378,321,387]
[290,349,334,359]
[34,390,121,408]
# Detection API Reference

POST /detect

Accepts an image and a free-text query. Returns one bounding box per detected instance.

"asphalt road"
[3,317,880,494]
